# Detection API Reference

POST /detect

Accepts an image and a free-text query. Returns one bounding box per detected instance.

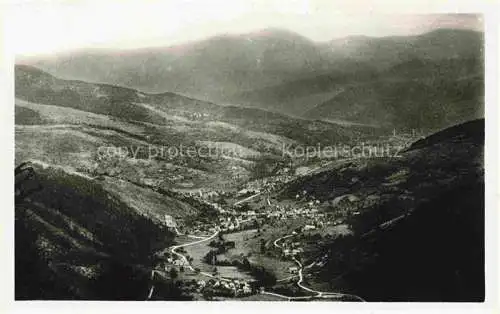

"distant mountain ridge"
[302,58,484,130]
[18,28,484,131]
[19,29,482,92]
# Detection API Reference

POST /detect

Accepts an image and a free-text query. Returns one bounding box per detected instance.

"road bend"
[270,233,366,302]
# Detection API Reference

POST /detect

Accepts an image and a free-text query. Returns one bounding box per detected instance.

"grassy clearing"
[219,222,305,280]
[183,240,214,273]
[16,99,146,135]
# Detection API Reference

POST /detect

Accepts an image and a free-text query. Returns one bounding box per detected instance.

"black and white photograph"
[1,0,497,310]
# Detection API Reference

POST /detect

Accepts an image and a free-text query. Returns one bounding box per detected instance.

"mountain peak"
[245,28,314,42]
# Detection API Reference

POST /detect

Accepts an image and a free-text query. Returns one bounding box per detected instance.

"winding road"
[148,218,365,301]
[148,224,236,299]
[169,228,220,272]
[268,233,366,302]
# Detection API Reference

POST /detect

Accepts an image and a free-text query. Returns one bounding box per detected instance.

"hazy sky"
[4,0,483,56]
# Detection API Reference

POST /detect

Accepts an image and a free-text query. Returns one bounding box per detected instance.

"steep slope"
[279,119,484,301]
[15,64,172,125]
[303,64,484,130]
[15,163,176,299]
[227,61,379,115]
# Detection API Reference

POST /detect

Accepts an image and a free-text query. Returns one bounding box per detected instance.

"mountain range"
[19,28,484,131]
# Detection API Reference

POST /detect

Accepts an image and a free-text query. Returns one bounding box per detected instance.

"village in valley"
[148,173,366,301]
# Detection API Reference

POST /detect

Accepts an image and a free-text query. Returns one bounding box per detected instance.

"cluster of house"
[181,188,358,239]
[239,173,294,195]
[159,252,189,268]
[281,240,304,258]
[186,189,231,200]
[216,203,335,234]
[262,205,325,222]
[218,216,239,231]
[186,278,253,297]
[185,222,218,235]
[168,258,189,267]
